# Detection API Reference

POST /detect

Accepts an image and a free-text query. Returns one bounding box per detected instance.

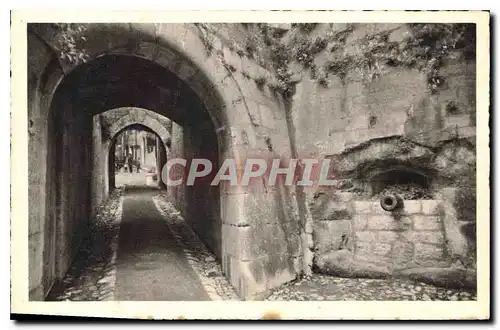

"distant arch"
[105,107,171,147]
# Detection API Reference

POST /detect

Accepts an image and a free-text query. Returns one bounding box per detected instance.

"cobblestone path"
[266,274,477,301]
[47,187,475,302]
[48,186,238,301]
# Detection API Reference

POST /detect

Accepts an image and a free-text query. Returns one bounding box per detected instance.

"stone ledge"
[315,251,476,290]
[396,267,476,290]
[316,250,391,279]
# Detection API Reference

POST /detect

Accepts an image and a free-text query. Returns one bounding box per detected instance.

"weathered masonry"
[27,23,477,300]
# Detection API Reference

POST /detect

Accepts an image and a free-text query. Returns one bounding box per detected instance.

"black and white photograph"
[10,10,490,320]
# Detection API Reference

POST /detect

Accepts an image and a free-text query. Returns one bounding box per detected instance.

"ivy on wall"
[52,23,475,100]
[264,23,475,95]
[318,23,475,91]
[51,23,89,64]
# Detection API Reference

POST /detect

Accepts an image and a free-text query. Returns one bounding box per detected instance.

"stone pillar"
[143,135,147,164]
[108,142,115,190]
[219,124,300,300]
[156,137,167,189]
[91,115,108,215]
[121,133,125,158]
[167,122,185,210]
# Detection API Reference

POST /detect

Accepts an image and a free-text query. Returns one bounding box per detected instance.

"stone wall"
[26,22,477,300]
[351,199,448,268]
[28,22,306,301]
[313,194,475,288]
[279,23,477,287]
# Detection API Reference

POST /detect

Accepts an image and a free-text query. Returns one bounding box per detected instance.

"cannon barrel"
[380,194,403,211]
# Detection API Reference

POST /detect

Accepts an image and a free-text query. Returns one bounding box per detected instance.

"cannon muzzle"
[380,194,403,211]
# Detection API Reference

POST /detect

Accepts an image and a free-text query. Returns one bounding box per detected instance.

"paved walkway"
[114,187,209,300]
[115,172,156,188]
[48,187,238,301]
[47,187,475,302]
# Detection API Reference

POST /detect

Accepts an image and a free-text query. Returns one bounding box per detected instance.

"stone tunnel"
[27,22,478,301]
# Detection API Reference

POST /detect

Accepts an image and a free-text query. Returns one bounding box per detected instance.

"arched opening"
[30,23,302,301]
[109,124,168,189]
[43,53,223,298]
[369,167,432,199]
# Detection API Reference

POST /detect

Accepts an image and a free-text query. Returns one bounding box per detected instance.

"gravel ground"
[265,274,477,301]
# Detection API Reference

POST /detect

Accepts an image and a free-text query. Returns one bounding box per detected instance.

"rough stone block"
[29,232,44,291]
[224,190,285,226]
[414,243,446,261]
[222,46,243,73]
[322,132,347,155]
[458,126,476,138]
[404,231,445,245]
[454,145,476,165]
[355,231,377,243]
[352,214,368,230]
[313,220,353,254]
[222,224,269,261]
[305,221,313,234]
[345,128,388,147]
[226,251,297,300]
[220,193,248,226]
[371,201,390,215]
[396,267,476,290]
[444,115,471,129]
[372,243,392,257]
[226,255,265,300]
[421,200,441,215]
[258,103,277,130]
[316,249,391,278]
[437,190,469,259]
[391,240,414,268]
[353,201,372,214]
[263,253,297,291]
[402,200,422,214]
[388,25,411,42]
[413,215,442,230]
[368,214,404,230]
[346,114,369,131]
[377,231,399,242]
[311,193,353,220]
[355,241,372,255]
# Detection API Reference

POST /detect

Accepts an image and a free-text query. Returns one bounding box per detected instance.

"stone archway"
[91,107,172,206]
[108,123,168,190]
[28,23,300,301]
[107,108,172,146]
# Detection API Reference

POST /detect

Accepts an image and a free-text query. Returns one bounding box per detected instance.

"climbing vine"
[194,23,216,56]
[320,23,475,91]
[291,23,318,34]
[262,23,475,94]
[52,23,89,64]
[190,23,475,100]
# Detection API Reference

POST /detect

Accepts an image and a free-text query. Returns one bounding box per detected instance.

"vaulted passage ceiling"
[55,55,212,126]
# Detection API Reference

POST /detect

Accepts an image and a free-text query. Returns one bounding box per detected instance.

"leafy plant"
[316,67,329,87]
[291,23,317,34]
[245,35,259,58]
[254,76,267,90]
[52,23,89,64]
[195,23,215,56]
